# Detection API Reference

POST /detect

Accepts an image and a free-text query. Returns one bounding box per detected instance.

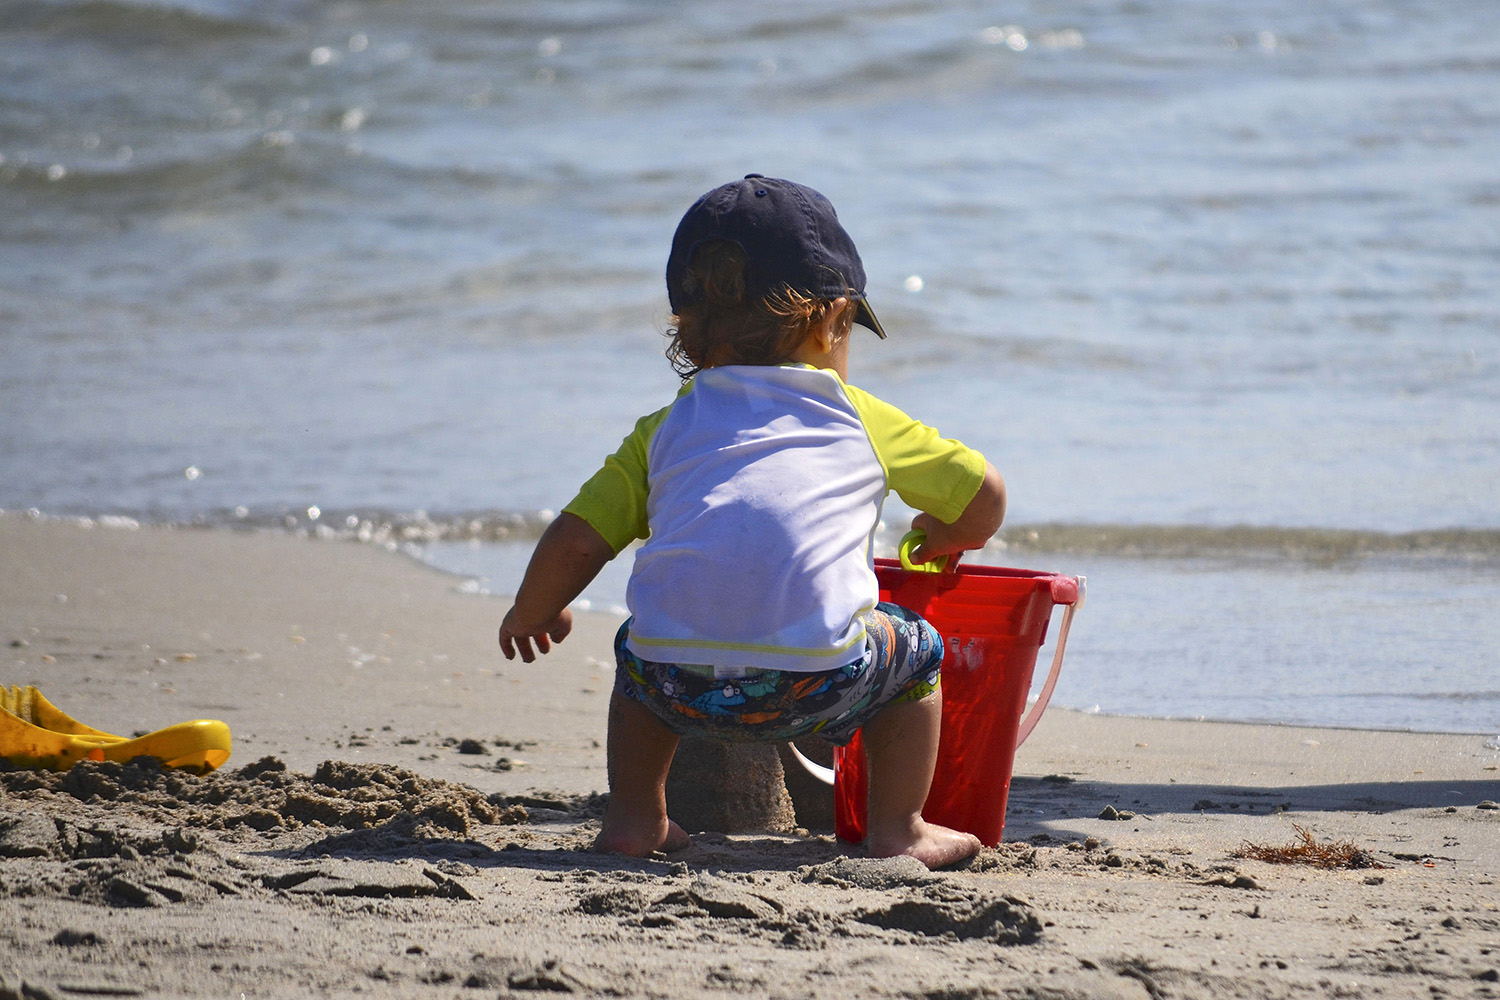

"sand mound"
[0,756,534,909]
[1,755,519,836]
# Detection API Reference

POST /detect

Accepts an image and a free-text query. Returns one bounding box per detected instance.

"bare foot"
[592,815,691,857]
[866,818,981,870]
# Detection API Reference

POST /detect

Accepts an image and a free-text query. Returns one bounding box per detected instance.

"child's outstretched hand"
[496,513,613,663]
[498,606,574,662]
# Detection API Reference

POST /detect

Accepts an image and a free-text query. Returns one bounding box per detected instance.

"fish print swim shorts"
[613,602,942,745]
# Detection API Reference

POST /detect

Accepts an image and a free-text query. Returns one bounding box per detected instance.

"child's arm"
[498,512,616,663]
[907,461,1006,566]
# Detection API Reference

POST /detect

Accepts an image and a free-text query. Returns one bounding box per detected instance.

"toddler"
[498,174,1006,868]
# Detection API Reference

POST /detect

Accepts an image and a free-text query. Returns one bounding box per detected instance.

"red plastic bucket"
[833,558,1083,846]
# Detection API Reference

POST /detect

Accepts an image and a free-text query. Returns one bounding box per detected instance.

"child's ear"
[811,297,851,351]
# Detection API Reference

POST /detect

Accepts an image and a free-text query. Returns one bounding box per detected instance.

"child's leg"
[594,691,690,856]
[860,687,981,868]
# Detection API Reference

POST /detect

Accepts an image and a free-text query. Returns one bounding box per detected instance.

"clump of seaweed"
[1236,824,1385,870]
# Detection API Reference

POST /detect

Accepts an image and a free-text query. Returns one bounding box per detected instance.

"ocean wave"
[0,0,279,44]
[994,523,1500,563]
[18,508,1500,566]
[0,137,330,203]
[0,133,540,211]
[1390,690,1500,703]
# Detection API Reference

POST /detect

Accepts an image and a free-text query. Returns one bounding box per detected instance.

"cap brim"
[854,298,887,339]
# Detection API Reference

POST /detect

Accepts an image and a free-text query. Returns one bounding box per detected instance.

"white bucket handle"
[788,742,836,785]
[1015,575,1084,747]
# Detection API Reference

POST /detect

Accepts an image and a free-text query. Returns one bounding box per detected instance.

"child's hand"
[498,606,574,662]
[907,512,969,566]
[496,513,613,663]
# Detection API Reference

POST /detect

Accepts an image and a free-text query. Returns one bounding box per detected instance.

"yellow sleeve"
[561,402,674,554]
[841,383,986,525]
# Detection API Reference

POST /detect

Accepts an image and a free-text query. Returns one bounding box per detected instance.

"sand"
[2,514,1498,1000]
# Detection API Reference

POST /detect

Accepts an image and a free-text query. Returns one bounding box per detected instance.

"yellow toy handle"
[898,530,949,573]
[1,685,231,775]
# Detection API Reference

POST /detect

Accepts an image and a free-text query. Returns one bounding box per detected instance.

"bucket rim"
[873,558,1082,605]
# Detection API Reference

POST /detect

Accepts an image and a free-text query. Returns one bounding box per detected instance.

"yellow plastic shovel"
[0,685,230,774]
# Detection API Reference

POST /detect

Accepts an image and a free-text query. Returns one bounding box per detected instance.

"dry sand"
[2,514,1498,1000]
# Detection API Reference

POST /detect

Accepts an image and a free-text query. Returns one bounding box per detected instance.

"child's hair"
[666,240,855,380]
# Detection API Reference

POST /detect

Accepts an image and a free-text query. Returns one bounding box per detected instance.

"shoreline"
[8,510,1497,738]
[3,515,1499,998]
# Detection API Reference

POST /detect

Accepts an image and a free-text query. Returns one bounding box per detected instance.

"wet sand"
[2,514,1498,999]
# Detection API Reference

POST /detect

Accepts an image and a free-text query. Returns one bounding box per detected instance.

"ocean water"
[2,0,1497,735]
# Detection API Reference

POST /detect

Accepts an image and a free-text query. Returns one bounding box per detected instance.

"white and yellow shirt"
[564,365,985,672]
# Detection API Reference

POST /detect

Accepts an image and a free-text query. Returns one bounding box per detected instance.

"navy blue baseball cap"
[667,174,887,339]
